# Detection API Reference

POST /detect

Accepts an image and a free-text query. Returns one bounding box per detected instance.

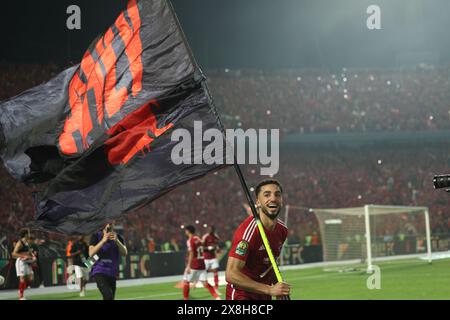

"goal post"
[364,205,373,272]
[312,205,432,272]
[284,204,432,272]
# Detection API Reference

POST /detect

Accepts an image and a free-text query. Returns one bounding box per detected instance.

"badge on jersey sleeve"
[235,240,249,256]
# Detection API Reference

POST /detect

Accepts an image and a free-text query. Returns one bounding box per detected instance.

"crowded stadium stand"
[1,63,450,287]
[3,0,450,306]
[208,66,450,133]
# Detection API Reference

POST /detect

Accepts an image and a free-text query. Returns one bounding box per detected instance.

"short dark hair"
[255,179,283,197]
[185,225,195,234]
[19,229,29,238]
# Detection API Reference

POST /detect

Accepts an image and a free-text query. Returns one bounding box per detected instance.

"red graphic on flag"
[104,100,174,165]
[59,0,143,156]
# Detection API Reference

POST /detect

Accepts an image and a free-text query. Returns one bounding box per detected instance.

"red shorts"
[226,284,271,300]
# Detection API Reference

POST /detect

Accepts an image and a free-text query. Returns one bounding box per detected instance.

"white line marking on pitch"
[121,292,181,300]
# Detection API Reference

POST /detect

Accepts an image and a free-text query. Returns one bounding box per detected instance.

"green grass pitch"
[17,258,450,300]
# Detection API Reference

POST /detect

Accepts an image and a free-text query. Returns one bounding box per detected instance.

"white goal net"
[312,205,432,272]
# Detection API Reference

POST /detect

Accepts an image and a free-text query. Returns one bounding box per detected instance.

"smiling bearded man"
[225,179,291,300]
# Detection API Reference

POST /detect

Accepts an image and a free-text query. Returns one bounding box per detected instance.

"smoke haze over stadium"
[1,0,450,304]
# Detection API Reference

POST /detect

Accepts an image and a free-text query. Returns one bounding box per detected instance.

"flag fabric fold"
[0,0,226,234]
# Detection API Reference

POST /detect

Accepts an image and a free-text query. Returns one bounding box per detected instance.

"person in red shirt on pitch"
[226,179,291,300]
[202,225,221,290]
[183,225,221,300]
[12,229,37,300]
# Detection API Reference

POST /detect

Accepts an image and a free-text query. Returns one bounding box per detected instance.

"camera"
[433,174,450,190]
[83,254,99,269]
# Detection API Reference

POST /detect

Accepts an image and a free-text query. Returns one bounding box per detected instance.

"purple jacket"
[89,232,124,278]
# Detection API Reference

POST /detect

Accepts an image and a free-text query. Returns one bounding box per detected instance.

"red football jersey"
[202,233,219,260]
[226,215,288,300]
[187,235,205,270]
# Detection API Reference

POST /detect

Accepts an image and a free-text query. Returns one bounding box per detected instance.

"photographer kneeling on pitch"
[89,223,128,300]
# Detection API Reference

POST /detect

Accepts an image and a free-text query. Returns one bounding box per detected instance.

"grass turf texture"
[15,258,450,300]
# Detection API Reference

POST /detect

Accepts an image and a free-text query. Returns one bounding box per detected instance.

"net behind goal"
[312,205,431,272]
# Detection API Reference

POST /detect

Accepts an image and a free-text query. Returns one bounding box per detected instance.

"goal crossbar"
[285,204,432,273]
[313,205,428,216]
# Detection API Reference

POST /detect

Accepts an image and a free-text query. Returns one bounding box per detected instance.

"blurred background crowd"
[1,63,449,259]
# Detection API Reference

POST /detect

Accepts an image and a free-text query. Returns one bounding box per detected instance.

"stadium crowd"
[1,145,449,257]
[0,64,450,257]
[208,66,450,134]
[2,63,450,134]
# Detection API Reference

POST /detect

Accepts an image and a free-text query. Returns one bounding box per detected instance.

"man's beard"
[260,205,280,220]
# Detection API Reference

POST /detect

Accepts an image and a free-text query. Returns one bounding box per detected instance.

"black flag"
[0,0,226,234]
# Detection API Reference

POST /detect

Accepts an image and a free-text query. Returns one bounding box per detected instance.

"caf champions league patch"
[235,240,249,256]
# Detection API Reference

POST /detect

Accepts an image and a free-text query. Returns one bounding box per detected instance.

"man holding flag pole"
[0,0,293,300]
[225,178,291,300]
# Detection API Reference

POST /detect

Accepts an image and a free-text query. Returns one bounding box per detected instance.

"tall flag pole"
[166,0,290,299]
[233,161,290,300]
[0,1,290,295]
